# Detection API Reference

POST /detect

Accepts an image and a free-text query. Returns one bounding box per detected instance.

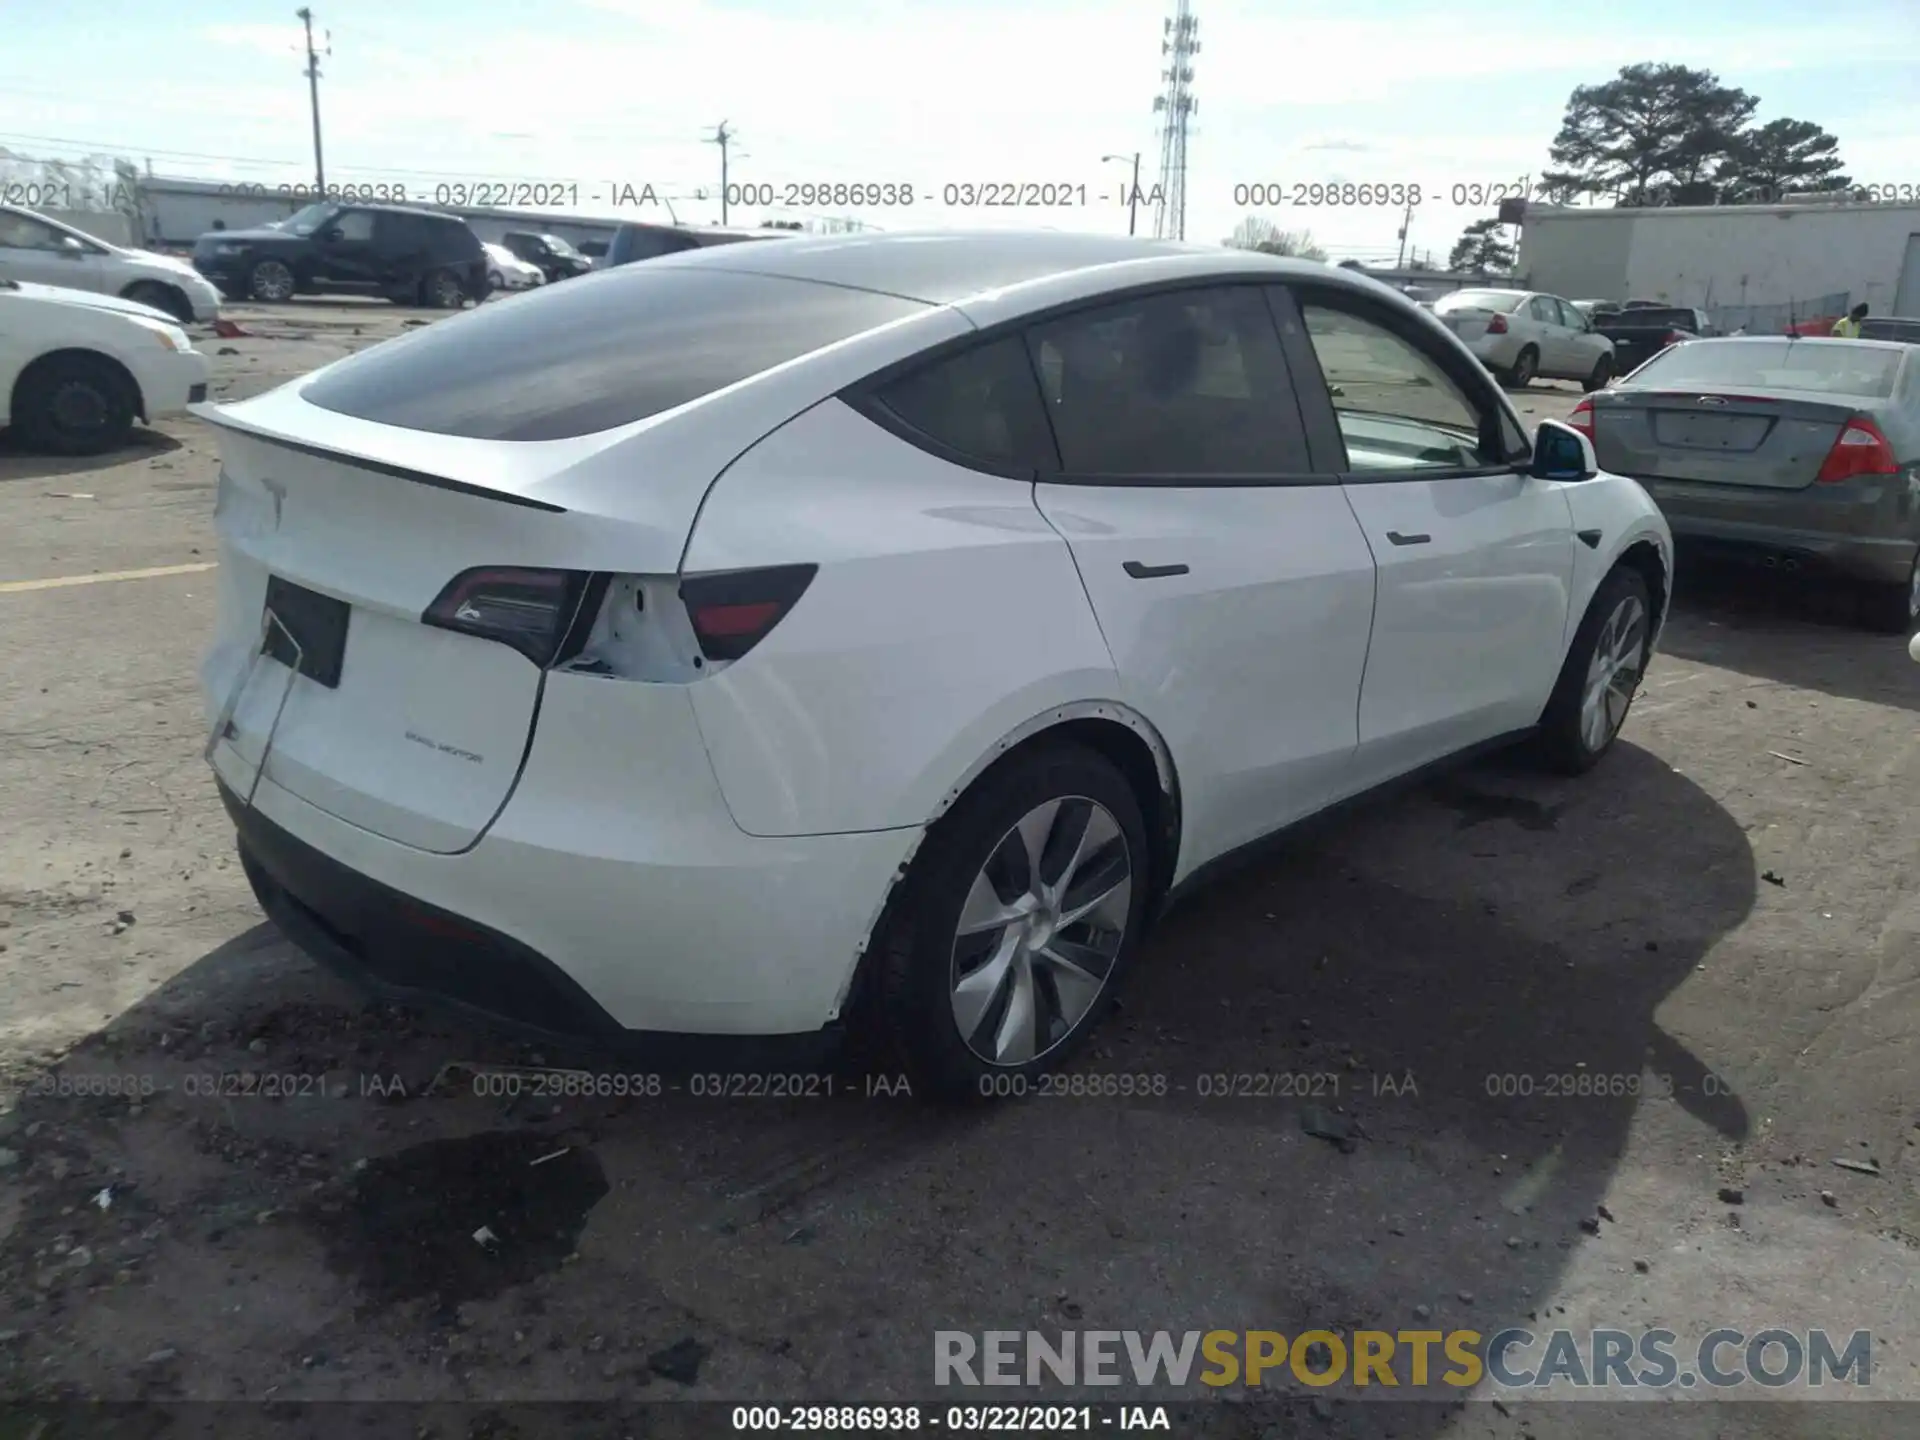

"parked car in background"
[0,203,223,325]
[1431,287,1618,389]
[1572,299,1619,319]
[1593,305,1714,376]
[577,238,609,268]
[196,231,1671,1097]
[1571,336,1919,632]
[602,221,789,268]
[1859,316,1920,344]
[191,203,487,309]
[0,276,209,454]
[483,242,545,292]
[499,232,593,284]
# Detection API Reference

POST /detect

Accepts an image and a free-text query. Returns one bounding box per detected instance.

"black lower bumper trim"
[218,780,842,1069]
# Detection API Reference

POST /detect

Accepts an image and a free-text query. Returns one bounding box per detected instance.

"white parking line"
[0,562,218,595]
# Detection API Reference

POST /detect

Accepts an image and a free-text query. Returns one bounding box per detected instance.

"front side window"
[1298,300,1515,471]
[301,268,930,440]
[329,210,375,242]
[1027,285,1309,476]
[282,203,338,236]
[0,210,73,251]
[871,335,1056,472]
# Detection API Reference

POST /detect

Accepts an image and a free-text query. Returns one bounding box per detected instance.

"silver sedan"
[1432,287,1618,390]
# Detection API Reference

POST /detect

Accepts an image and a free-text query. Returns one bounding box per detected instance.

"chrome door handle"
[1386,531,1431,546]
[1123,561,1190,579]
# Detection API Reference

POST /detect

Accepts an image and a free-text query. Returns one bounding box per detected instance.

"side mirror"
[1531,419,1597,481]
[59,235,87,256]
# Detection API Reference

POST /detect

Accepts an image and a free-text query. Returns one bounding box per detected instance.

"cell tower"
[1151,0,1199,241]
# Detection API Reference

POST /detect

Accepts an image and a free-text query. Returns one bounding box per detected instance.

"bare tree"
[1225,215,1327,261]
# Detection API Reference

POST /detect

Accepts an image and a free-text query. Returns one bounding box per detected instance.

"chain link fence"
[1704,293,1852,335]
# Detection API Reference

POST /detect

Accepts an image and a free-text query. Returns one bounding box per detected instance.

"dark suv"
[191,203,488,308]
[499,231,593,283]
[603,221,788,269]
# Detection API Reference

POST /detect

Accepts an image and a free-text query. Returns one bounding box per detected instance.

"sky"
[4,0,1918,263]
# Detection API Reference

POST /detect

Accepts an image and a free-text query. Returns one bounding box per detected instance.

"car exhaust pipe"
[1762,555,1780,568]
[1781,557,1801,572]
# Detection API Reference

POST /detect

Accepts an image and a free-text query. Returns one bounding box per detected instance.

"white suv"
[0,204,223,325]
[197,233,1672,1098]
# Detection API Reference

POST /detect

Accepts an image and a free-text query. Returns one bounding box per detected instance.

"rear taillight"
[423,566,598,666]
[1567,398,1595,439]
[1485,314,1509,334]
[680,564,817,663]
[1815,416,1899,484]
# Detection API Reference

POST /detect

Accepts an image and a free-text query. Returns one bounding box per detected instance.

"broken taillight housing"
[679,564,817,663]
[1567,397,1596,440]
[422,566,601,666]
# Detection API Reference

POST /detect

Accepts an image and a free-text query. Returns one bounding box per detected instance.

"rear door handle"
[1385,531,1431,546]
[1123,561,1189,579]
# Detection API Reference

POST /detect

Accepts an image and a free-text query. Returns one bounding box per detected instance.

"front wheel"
[123,281,194,325]
[247,259,295,303]
[1536,566,1653,774]
[863,744,1151,1103]
[12,353,137,457]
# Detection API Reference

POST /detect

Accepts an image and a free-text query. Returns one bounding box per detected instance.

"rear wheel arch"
[926,705,1181,910]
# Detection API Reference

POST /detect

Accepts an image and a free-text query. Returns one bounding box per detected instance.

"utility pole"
[1102,152,1142,235]
[295,7,328,194]
[1394,196,1413,268]
[711,121,733,224]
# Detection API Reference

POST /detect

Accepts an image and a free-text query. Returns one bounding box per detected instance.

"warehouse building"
[1516,197,1920,332]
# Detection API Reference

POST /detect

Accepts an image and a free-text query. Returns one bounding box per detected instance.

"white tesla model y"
[197,231,1673,1099]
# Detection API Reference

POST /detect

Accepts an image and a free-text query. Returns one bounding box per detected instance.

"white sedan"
[1,279,211,454]
[0,203,224,325]
[196,233,1672,1098]
[483,242,545,292]
[1432,287,1618,390]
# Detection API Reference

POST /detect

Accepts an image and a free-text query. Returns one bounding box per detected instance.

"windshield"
[281,202,340,236]
[542,234,581,257]
[1434,290,1525,315]
[1622,339,1902,399]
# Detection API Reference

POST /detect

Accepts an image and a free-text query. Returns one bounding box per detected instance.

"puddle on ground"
[309,1131,609,1310]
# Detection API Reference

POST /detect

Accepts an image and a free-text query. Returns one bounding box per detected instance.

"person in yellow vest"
[1831,303,1869,337]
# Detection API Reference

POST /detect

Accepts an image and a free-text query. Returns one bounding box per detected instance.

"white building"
[1517,199,1920,330]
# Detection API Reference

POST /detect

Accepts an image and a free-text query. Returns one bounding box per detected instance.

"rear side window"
[1026,285,1310,476]
[870,335,1057,473]
[301,269,930,440]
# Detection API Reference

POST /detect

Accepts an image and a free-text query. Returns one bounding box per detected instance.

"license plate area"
[263,576,350,689]
[1651,411,1773,452]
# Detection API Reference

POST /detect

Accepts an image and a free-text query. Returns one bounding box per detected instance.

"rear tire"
[421,269,465,309]
[1506,346,1539,388]
[12,353,138,457]
[1857,555,1920,635]
[1583,357,1613,392]
[1536,566,1653,775]
[863,743,1151,1104]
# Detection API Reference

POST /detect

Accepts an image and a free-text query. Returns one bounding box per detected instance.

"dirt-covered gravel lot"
[1,299,1917,1440]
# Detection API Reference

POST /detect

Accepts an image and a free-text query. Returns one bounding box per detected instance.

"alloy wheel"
[250,261,294,302]
[431,272,463,308]
[948,796,1133,1067]
[1580,592,1648,752]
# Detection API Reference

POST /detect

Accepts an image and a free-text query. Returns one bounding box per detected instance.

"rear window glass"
[873,335,1057,472]
[1434,290,1525,314]
[1622,339,1902,398]
[301,269,929,440]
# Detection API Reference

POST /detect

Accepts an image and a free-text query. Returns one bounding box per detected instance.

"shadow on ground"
[1658,550,1919,712]
[0,742,1757,1438]
[0,429,183,484]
